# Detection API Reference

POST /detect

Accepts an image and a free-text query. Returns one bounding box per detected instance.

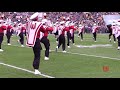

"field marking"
[0,61,119,78]
[65,52,120,61]
[2,44,120,77]
[1,44,55,78]
[0,62,55,78]
[75,44,113,48]
[3,44,120,61]
[51,50,120,61]
[52,50,120,61]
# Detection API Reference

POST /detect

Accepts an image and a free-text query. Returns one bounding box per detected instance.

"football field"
[1,33,120,78]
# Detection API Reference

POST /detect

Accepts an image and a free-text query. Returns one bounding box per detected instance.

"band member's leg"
[71,34,75,44]
[69,33,72,44]
[62,35,66,51]
[78,33,80,37]
[93,32,96,41]
[41,37,50,57]
[56,37,59,42]
[19,33,24,45]
[32,38,42,69]
[109,33,112,39]
[44,39,50,57]
[67,31,70,46]
[58,35,62,48]
[113,34,116,42]
[24,31,26,37]
[95,32,97,41]
[0,36,3,49]
[118,41,120,47]
[81,32,83,40]
[55,30,59,43]
[0,43,1,49]
[109,32,112,41]
[6,34,11,44]
[117,36,120,49]
[0,34,4,50]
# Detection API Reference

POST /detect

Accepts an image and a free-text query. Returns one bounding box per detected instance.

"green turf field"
[0,33,120,78]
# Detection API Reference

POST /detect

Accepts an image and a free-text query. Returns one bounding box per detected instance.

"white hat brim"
[30,12,39,20]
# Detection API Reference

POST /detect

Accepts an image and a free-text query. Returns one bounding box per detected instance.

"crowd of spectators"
[1,12,120,25]
[1,12,120,33]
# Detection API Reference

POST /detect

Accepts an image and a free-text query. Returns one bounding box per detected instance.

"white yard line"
[0,62,55,78]
[3,44,120,61]
[1,44,55,78]
[53,50,120,61]
[50,50,120,61]
[66,52,120,61]
[1,44,120,78]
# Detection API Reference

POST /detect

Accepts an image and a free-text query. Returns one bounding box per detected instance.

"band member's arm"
[1,25,7,35]
[9,25,13,29]
[40,25,46,33]
[63,27,70,31]
[69,25,76,30]
[46,27,53,32]
[1,25,7,30]
[96,26,100,32]
[22,27,26,33]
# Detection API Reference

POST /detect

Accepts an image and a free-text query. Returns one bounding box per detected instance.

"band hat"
[79,24,82,27]
[0,20,3,22]
[112,22,116,26]
[66,17,70,20]
[60,21,65,24]
[43,13,47,16]
[30,12,39,20]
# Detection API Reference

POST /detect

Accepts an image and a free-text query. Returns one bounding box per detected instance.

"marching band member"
[92,23,100,42]
[41,18,53,60]
[56,21,69,53]
[6,23,13,45]
[12,22,18,35]
[65,17,71,48]
[17,23,25,47]
[22,24,27,37]
[26,12,46,75]
[53,21,59,43]
[0,20,7,51]
[114,22,120,50]
[78,24,84,41]
[69,21,77,45]
[107,24,113,42]
[111,22,117,43]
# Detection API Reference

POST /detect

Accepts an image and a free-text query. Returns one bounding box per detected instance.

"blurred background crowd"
[1,12,120,33]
